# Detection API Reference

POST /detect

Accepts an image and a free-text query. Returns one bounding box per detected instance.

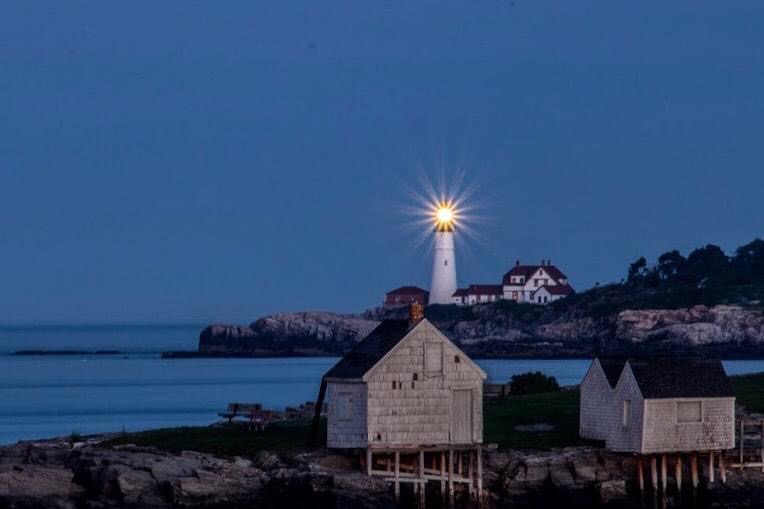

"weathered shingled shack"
[580,357,736,490]
[313,304,487,502]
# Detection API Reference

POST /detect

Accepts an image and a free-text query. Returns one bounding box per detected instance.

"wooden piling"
[467,451,474,497]
[418,450,425,509]
[761,420,764,473]
[637,455,644,493]
[675,455,682,490]
[448,449,454,507]
[720,452,727,484]
[476,446,483,501]
[690,453,699,489]
[394,451,400,501]
[709,451,715,484]
[440,451,446,497]
[650,456,658,490]
[366,448,372,477]
[740,419,745,470]
[660,454,667,491]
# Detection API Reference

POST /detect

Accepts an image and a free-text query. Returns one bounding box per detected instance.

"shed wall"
[605,367,644,452]
[641,397,735,453]
[326,381,367,449]
[365,322,484,447]
[579,360,614,441]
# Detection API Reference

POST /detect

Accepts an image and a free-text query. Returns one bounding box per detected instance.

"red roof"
[502,263,568,285]
[540,284,575,296]
[467,284,503,296]
[386,286,429,296]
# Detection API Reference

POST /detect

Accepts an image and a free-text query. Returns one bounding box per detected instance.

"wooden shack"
[581,357,735,454]
[313,304,487,502]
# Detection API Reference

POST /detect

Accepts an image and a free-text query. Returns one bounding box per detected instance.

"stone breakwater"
[195,305,764,357]
[4,438,764,508]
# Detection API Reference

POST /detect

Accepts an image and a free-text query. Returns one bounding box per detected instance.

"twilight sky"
[1,1,763,323]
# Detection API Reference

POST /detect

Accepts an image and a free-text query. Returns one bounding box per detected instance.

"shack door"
[450,389,473,443]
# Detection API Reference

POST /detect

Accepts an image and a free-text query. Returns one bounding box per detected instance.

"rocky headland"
[6,436,764,508]
[183,303,764,359]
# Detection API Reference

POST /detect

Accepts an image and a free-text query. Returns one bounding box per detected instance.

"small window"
[622,400,631,428]
[454,355,460,363]
[425,342,443,375]
[444,260,448,266]
[412,373,418,381]
[392,381,397,390]
[677,401,702,423]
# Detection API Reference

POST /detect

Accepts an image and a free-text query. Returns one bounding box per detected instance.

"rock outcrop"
[5,438,764,508]
[193,304,764,358]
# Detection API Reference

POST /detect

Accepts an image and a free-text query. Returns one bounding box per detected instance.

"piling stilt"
[366,448,372,477]
[468,451,474,497]
[440,451,446,497]
[394,451,400,502]
[650,456,658,490]
[477,446,483,502]
[660,454,667,491]
[709,451,715,484]
[761,420,764,473]
[418,450,425,509]
[448,449,455,507]
[740,419,745,470]
[637,455,644,493]
[675,455,682,490]
[720,453,727,484]
[690,453,699,489]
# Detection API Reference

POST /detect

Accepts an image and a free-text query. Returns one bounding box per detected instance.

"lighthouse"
[429,204,458,305]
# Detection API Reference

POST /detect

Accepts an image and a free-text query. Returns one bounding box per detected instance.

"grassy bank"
[105,372,764,457]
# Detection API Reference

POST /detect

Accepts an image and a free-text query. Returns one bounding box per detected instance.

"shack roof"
[598,358,628,388]
[323,319,412,379]
[627,358,734,399]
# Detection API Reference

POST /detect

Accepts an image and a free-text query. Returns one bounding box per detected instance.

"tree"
[733,239,764,283]
[657,250,687,281]
[509,371,560,395]
[627,256,648,283]
[686,244,730,286]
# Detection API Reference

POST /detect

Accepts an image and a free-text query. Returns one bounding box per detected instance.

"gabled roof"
[597,358,628,388]
[539,284,575,296]
[467,284,503,296]
[452,288,469,297]
[324,320,412,379]
[502,264,568,285]
[386,286,429,296]
[626,358,734,399]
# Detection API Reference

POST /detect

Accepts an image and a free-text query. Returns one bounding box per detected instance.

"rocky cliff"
[5,437,764,508]
[193,304,764,358]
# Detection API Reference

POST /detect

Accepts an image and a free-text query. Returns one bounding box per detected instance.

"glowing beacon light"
[430,200,458,303]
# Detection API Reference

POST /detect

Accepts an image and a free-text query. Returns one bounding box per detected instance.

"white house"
[580,358,735,454]
[452,284,503,306]
[502,260,574,304]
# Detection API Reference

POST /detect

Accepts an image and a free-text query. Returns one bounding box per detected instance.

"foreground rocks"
[5,438,764,508]
[192,304,764,358]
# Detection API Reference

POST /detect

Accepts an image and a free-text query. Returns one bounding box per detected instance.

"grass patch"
[731,372,764,414]
[483,388,597,450]
[104,419,325,457]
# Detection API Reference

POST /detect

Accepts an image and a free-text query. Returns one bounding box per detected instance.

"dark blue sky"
[2,1,763,323]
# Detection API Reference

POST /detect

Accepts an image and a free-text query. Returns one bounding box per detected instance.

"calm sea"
[2,324,764,445]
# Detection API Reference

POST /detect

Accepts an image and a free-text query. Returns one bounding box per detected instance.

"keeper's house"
[580,357,735,454]
[321,306,487,449]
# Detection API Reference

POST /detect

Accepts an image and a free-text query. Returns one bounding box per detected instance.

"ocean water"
[2,325,764,445]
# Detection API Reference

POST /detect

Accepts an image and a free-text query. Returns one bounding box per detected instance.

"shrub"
[510,372,560,395]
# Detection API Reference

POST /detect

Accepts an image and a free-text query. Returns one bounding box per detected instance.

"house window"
[336,393,352,421]
[622,400,631,428]
[425,342,443,375]
[444,260,448,266]
[677,401,702,423]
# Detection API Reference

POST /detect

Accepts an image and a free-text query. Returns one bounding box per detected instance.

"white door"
[450,389,473,443]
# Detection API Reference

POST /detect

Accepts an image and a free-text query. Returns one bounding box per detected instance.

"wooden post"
[690,453,699,489]
[740,419,745,470]
[458,452,463,478]
[395,451,400,501]
[366,448,372,477]
[675,455,682,490]
[477,446,483,501]
[468,451,474,497]
[720,452,727,484]
[309,379,327,445]
[419,450,425,509]
[708,451,715,484]
[448,449,455,507]
[637,456,644,493]
[650,456,658,490]
[440,451,446,497]
[660,454,667,491]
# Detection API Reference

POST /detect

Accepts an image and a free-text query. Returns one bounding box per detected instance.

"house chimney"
[409,302,424,325]
[515,259,520,267]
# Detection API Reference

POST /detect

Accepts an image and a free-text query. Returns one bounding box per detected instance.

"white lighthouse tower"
[429,205,458,305]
